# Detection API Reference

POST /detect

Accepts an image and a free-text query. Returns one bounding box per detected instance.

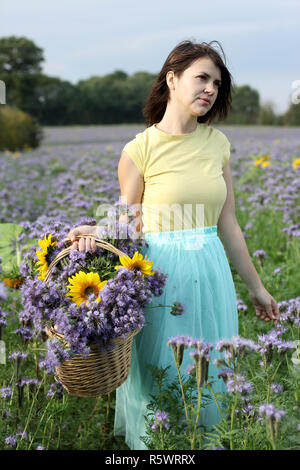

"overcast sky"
[1,0,299,114]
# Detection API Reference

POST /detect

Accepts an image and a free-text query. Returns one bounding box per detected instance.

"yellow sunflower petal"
[114,251,154,276]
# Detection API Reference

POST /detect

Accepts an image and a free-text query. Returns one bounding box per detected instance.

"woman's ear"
[166,70,175,91]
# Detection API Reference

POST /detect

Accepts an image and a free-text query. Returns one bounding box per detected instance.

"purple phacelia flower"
[0,387,13,398]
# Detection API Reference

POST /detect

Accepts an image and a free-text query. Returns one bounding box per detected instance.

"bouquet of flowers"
[19,208,181,396]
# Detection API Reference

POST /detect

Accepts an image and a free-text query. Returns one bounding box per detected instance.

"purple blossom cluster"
[151,410,170,431]
[258,404,286,422]
[275,296,300,327]
[4,435,17,448]
[215,336,258,365]
[167,335,194,348]
[253,249,267,259]
[217,368,235,383]
[8,351,29,361]
[0,386,13,398]
[226,374,253,395]
[47,381,65,399]
[168,335,214,387]
[4,428,28,448]
[17,378,41,387]
[20,277,63,334]
[167,335,194,367]
[189,340,214,387]
[270,382,283,394]
[237,298,248,312]
[0,307,8,329]
[257,329,294,364]
[170,300,185,316]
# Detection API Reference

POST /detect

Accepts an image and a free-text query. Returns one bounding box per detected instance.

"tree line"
[1,36,299,126]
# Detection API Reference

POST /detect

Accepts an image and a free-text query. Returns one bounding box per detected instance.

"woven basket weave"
[44,233,140,397]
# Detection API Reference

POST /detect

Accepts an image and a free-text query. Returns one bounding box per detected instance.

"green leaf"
[0,223,24,274]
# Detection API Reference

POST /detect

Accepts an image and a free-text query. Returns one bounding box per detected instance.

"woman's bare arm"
[118,151,145,234]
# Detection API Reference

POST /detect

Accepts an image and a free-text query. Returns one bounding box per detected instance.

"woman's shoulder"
[124,125,152,147]
[206,124,230,147]
[122,126,152,176]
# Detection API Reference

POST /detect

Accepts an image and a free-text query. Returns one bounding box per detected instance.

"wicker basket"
[44,233,140,397]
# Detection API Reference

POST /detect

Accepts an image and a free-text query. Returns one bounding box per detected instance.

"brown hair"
[142,39,234,127]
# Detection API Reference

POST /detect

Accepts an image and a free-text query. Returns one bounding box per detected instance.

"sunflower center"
[85,286,95,297]
[45,245,56,265]
[45,253,51,264]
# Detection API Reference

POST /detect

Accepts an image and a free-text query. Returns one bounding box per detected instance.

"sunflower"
[254,155,270,167]
[36,233,57,281]
[66,271,108,307]
[114,251,154,276]
[292,157,300,170]
[2,277,24,289]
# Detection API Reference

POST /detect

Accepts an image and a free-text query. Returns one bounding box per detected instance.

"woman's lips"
[199,98,210,105]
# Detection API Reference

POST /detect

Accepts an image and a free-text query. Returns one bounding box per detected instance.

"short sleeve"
[222,136,231,167]
[122,136,144,176]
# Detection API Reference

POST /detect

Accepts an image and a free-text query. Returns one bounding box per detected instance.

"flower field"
[0,124,299,450]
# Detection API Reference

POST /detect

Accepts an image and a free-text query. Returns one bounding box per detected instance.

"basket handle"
[44,234,129,284]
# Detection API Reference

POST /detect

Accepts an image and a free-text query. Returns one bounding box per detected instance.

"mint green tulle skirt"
[114,225,239,450]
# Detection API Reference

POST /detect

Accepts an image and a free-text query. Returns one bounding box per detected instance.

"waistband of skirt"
[144,225,218,242]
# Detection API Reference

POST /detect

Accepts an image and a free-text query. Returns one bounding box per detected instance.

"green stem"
[158,376,162,410]
[285,354,291,374]
[230,394,238,450]
[42,414,52,445]
[270,359,282,382]
[16,380,44,449]
[207,382,225,420]
[285,354,299,403]
[266,367,271,403]
[145,303,173,310]
[25,384,55,450]
[243,415,250,450]
[47,420,54,450]
[106,393,111,421]
[175,361,193,444]
[159,423,165,449]
[267,422,277,450]
[24,395,54,450]
[56,393,65,449]
[245,358,260,395]
[191,387,202,450]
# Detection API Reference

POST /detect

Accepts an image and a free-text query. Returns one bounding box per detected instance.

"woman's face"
[167,56,222,117]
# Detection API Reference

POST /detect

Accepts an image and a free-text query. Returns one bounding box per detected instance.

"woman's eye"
[198,76,221,87]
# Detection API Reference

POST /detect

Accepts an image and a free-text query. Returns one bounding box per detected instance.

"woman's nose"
[204,82,217,94]
[203,86,215,95]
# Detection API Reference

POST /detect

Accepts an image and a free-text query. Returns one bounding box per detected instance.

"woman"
[67,39,280,450]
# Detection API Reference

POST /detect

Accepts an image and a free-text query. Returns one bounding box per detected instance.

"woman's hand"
[248,285,280,326]
[67,225,98,252]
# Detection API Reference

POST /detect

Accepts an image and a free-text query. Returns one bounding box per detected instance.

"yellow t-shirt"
[122,122,231,234]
